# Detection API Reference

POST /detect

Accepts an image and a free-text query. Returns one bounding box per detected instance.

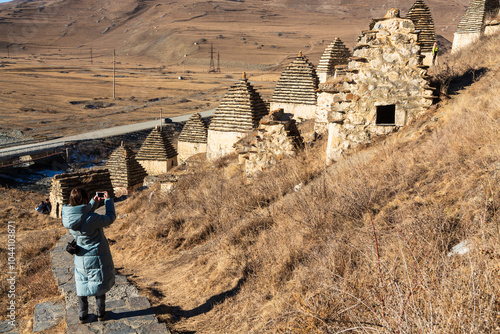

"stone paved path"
[38,233,171,334]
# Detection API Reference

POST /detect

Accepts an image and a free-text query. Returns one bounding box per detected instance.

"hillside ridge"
[0,0,470,66]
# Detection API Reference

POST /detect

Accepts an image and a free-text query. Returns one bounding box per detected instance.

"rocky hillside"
[105,32,500,333]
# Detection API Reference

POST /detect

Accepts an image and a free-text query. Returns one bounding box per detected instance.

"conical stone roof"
[107,143,147,188]
[271,52,319,105]
[209,74,268,133]
[407,0,437,53]
[456,0,500,34]
[317,38,352,77]
[179,113,207,144]
[136,126,178,160]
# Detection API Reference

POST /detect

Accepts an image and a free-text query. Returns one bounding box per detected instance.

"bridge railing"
[0,142,67,160]
[0,136,60,150]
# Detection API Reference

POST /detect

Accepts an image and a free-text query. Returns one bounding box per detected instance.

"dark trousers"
[78,294,106,318]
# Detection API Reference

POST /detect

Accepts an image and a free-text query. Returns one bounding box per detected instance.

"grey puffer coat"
[62,199,116,297]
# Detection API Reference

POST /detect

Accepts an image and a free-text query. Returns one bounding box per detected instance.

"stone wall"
[138,158,177,176]
[268,102,316,122]
[177,142,207,164]
[314,85,350,135]
[322,10,435,164]
[159,174,180,193]
[207,130,247,161]
[452,32,482,52]
[49,169,115,219]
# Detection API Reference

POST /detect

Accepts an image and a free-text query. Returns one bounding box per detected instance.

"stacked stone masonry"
[209,77,268,133]
[453,0,500,52]
[239,109,303,179]
[178,113,208,163]
[407,0,436,65]
[136,126,178,175]
[317,38,352,83]
[106,143,147,194]
[49,169,115,219]
[207,75,268,160]
[270,53,319,120]
[322,9,435,164]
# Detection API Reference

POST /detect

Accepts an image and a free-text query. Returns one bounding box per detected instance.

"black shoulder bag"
[66,233,81,255]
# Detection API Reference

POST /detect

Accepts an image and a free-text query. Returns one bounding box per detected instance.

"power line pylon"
[209,43,216,73]
[216,52,221,73]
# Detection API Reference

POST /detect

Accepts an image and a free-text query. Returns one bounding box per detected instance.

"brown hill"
[0,0,470,67]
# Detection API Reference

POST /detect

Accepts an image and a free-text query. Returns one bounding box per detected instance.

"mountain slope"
[0,0,471,67]
[107,33,500,332]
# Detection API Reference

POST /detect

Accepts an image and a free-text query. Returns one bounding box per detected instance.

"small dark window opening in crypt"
[376,104,396,125]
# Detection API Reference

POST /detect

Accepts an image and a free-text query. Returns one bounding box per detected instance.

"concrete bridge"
[0,109,215,168]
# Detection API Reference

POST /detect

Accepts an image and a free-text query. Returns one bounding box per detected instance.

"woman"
[62,188,116,323]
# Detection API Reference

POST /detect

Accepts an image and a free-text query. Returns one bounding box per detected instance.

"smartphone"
[96,192,105,199]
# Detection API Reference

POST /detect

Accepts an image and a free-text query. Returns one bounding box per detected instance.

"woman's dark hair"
[69,188,89,206]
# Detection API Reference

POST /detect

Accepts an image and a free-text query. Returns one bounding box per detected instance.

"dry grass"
[0,187,66,333]
[106,33,500,333]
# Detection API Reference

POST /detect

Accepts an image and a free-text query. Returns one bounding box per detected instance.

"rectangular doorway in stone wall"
[376,104,396,125]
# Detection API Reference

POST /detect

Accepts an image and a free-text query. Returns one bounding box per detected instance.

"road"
[0,109,216,158]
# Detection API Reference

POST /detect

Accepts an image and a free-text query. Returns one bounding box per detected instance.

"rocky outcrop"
[207,73,268,161]
[270,52,319,121]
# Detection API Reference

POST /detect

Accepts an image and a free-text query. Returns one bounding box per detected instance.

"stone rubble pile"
[239,109,303,179]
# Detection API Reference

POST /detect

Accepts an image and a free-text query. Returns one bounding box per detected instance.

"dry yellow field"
[0,0,467,139]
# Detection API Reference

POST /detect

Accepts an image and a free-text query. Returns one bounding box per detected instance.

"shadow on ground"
[445,67,488,95]
[151,276,246,333]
